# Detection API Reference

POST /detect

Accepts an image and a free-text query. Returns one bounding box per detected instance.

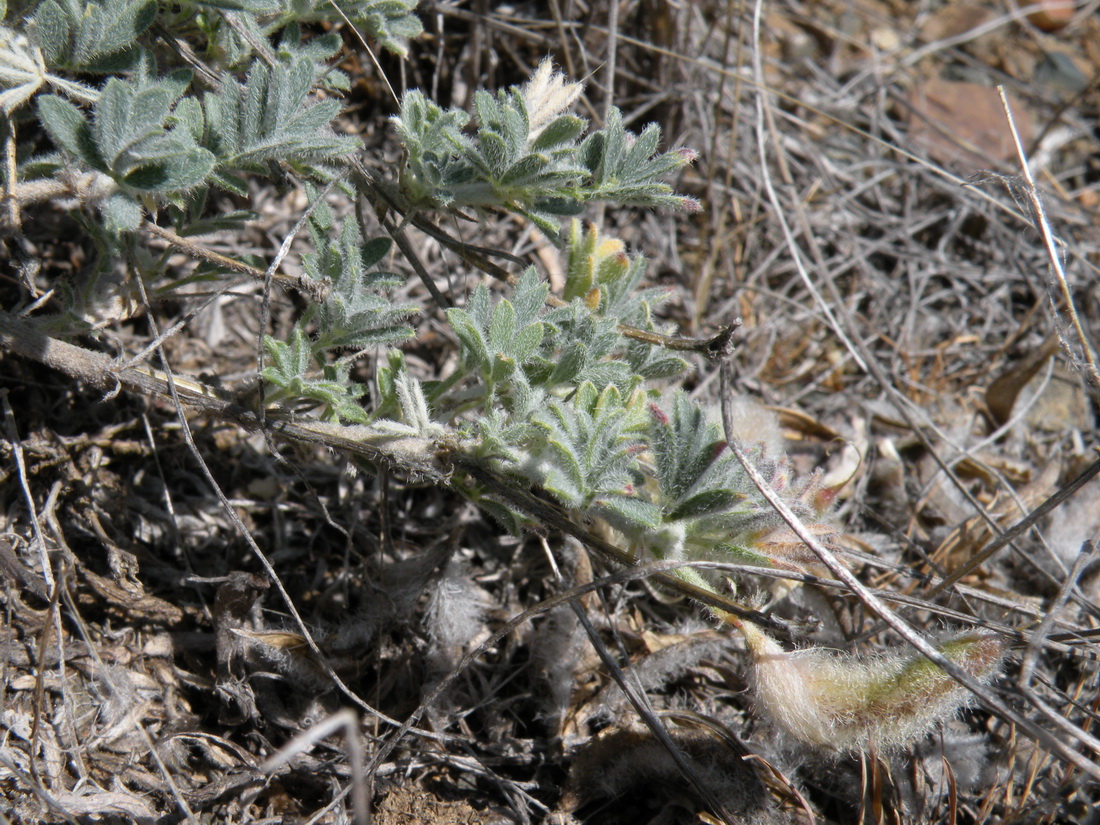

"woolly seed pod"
[741,622,1005,752]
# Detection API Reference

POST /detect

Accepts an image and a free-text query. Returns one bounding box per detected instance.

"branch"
[0,309,776,633]
[0,310,445,482]
[144,222,330,304]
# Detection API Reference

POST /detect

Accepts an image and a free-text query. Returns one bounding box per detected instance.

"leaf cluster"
[446,267,549,399]
[649,391,808,566]
[30,41,360,233]
[391,60,699,237]
[263,208,416,422]
[285,0,423,57]
[201,40,360,194]
[6,1,416,235]
[190,0,423,61]
[384,217,836,583]
[523,381,659,533]
[37,58,215,231]
[29,0,156,73]
[5,0,414,340]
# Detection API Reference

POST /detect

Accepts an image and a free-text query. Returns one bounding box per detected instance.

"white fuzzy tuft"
[522,59,584,143]
[425,559,487,656]
[715,396,785,457]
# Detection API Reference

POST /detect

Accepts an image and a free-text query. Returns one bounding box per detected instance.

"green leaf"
[523,383,648,516]
[650,391,725,503]
[393,63,696,234]
[171,95,205,143]
[301,214,417,353]
[263,327,314,385]
[449,305,491,375]
[101,192,143,232]
[281,0,423,57]
[29,1,68,66]
[499,152,551,187]
[538,298,631,390]
[478,130,509,178]
[37,93,100,168]
[31,0,155,71]
[622,123,661,176]
[42,64,216,205]
[120,137,215,192]
[446,272,549,402]
[263,324,378,423]
[487,299,516,352]
[667,489,747,522]
[511,320,544,363]
[361,237,392,269]
[627,338,688,380]
[578,106,696,210]
[512,267,548,328]
[203,54,360,178]
[193,0,283,13]
[593,495,663,532]
[529,114,585,152]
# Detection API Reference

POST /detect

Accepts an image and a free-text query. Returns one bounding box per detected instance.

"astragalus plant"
[363,63,1007,762]
[0,2,1039,822]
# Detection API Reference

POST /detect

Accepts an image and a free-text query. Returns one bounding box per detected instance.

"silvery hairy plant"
[391,58,700,236]
[2,0,1006,764]
[3,0,414,327]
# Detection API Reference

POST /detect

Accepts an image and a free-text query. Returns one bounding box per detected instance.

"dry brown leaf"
[907,79,1032,170]
[986,334,1061,426]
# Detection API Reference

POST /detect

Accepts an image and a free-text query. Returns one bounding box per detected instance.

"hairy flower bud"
[679,196,703,213]
[522,58,584,143]
[740,622,1005,752]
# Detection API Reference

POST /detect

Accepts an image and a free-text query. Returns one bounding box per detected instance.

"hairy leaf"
[304,216,417,352]
[523,382,649,518]
[446,268,548,395]
[202,53,359,178]
[30,0,155,72]
[393,60,694,236]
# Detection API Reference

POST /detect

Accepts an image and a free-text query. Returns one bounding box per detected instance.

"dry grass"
[2,1,1100,823]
